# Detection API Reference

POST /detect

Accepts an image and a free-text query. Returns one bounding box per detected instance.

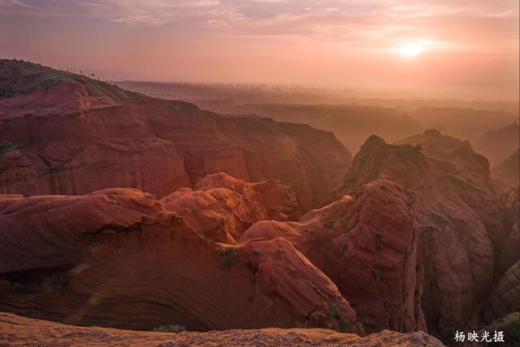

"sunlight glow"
[399,42,424,58]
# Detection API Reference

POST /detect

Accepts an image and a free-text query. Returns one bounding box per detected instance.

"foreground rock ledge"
[0,313,444,347]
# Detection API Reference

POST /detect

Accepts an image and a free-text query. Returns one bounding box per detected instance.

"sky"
[0,0,518,100]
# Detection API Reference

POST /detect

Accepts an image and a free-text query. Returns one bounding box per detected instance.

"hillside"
[225,103,423,154]
[0,60,351,209]
[0,59,133,100]
[474,123,519,166]
[411,106,517,142]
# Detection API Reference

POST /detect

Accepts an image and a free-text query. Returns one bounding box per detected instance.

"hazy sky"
[0,0,518,100]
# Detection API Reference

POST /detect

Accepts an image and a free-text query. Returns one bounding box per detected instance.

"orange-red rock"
[0,60,351,209]
[160,173,300,243]
[343,130,504,339]
[241,179,424,333]
[481,261,520,325]
[0,188,357,332]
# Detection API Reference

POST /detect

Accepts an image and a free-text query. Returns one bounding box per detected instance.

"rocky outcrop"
[0,60,351,209]
[160,172,300,243]
[343,130,503,340]
[481,186,520,327]
[0,188,357,332]
[241,179,425,333]
[481,261,520,325]
[0,312,445,347]
[496,185,520,276]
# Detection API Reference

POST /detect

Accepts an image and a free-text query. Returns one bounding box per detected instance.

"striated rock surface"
[0,312,445,347]
[496,185,520,276]
[241,179,425,334]
[160,172,300,243]
[0,60,351,209]
[481,261,520,325]
[0,188,357,332]
[342,130,503,340]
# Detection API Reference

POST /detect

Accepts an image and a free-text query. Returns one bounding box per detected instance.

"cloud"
[1,0,517,53]
[0,0,30,8]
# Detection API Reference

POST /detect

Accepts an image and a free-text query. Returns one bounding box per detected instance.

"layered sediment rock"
[241,179,424,333]
[160,172,300,243]
[0,188,357,332]
[0,60,351,209]
[342,130,504,339]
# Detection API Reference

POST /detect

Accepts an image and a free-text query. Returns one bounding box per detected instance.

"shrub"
[217,246,237,267]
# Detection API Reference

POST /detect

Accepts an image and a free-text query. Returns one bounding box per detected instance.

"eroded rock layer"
[0,188,357,332]
[241,179,425,333]
[0,60,351,209]
[342,130,505,339]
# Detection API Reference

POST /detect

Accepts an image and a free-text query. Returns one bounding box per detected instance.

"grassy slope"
[0,59,135,101]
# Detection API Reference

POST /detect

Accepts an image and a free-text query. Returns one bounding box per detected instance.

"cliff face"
[0,60,351,209]
[342,130,505,340]
[241,179,424,334]
[0,187,358,332]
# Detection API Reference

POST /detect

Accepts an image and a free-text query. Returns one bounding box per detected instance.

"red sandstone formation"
[0,312,445,347]
[496,185,520,276]
[481,261,520,326]
[0,188,357,332]
[241,179,425,334]
[480,185,519,326]
[0,60,351,209]
[160,172,300,243]
[343,130,505,339]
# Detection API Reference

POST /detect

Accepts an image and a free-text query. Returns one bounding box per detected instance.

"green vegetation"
[0,141,21,157]
[152,324,185,333]
[216,246,238,267]
[0,59,134,100]
[328,303,352,333]
[323,221,334,229]
[244,258,258,275]
[485,312,520,345]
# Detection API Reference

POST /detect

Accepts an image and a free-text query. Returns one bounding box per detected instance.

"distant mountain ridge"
[0,59,351,209]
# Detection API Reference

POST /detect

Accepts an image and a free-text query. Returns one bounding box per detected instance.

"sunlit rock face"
[341,130,506,339]
[0,60,352,210]
[160,172,301,244]
[241,179,425,333]
[0,188,359,333]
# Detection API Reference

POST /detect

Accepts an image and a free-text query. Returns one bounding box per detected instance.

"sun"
[398,43,424,58]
